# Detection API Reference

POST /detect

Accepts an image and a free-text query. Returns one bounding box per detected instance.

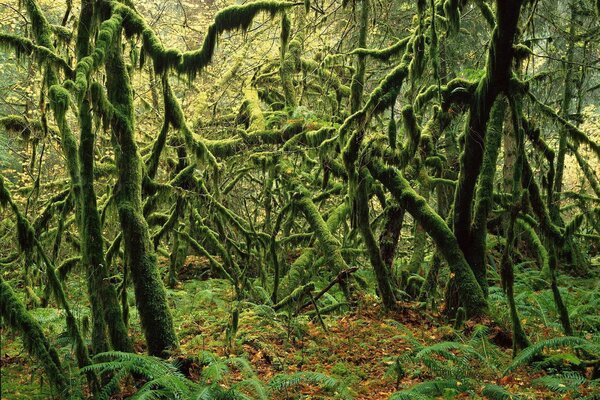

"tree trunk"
[105,32,178,357]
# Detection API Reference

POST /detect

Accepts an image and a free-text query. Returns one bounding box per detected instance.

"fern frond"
[388,379,463,399]
[504,336,589,374]
[482,384,521,399]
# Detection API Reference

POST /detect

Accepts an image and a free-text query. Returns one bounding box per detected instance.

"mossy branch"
[116,0,294,79]
[528,91,600,159]
[350,37,411,61]
[0,33,73,76]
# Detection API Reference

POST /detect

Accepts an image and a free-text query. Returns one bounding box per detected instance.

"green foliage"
[81,351,347,399]
[505,336,598,374]
[389,379,463,399]
[481,384,521,400]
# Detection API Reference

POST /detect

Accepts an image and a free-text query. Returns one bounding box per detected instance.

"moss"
[0,33,73,76]
[301,58,351,99]
[469,98,506,296]
[443,0,461,34]
[0,115,45,140]
[516,218,549,276]
[273,283,315,310]
[568,145,599,202]
[350,0,369,113]
[117,0,292,79]
[0,277,69,396]
[528,91,600,159]
[355,168,397,309]
[280,11,291,58]
[452,1,523,291]
[281,37,300,108]
[350,37,410,61]
[409,33,426,81]
[406,169,430,277]
[474,0,495,28]
[368,159,487,318]
[105,31,178,357]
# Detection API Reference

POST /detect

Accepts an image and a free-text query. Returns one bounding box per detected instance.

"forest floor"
[1,257,598,399]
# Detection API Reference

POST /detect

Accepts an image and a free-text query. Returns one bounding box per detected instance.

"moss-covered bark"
[350,0,369,113]
[368,159,487,318]
[0,276,69,397]
[468,98,507,296]
[451,0,522,299]
[355,168,397,309]
[76,0,133,354]
[378,201,405,272]
[105,30,177,357]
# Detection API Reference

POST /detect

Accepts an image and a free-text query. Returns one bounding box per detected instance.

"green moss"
[350,0,369,113]
[368,159,487,318]
[516,218,549,276]
[105,31,178,357]
[355,168,397,309]
[474,0,495,28]
[0,33,73,76]
[350,37,410,61]
[469,98,506,295]
[0,277,69,396]
[528,91,600,159]
[451,1,523,294]
[117,0,292,79]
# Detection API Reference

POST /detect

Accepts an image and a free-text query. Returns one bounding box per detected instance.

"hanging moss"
[0,115,46,141]
[528,91,600,159]
[443,0,461,34]
[116,0,293,79]
[0,33,73,76]
[409,33,426,81]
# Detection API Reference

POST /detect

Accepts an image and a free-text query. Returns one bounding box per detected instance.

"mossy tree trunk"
[76,0,132,354]
[448,0,523,312]
[368,159,487,318]
[0,276,69,396]
[105,30,178,357]
[355,167,397,309]
[378,201,405,273]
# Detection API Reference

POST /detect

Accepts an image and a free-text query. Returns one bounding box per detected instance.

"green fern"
[532,371,588,393]
[504,336,591,374]
[482,384,521,400]
[388,379,464,399]
[269,371,351,397]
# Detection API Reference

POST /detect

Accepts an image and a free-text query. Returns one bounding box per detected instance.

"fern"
[532,371,588,393]
[504,336,590,374]
[414,341,485,379]
[482,384,521,400]
[269,371,350,397]
[388,379,463,399]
